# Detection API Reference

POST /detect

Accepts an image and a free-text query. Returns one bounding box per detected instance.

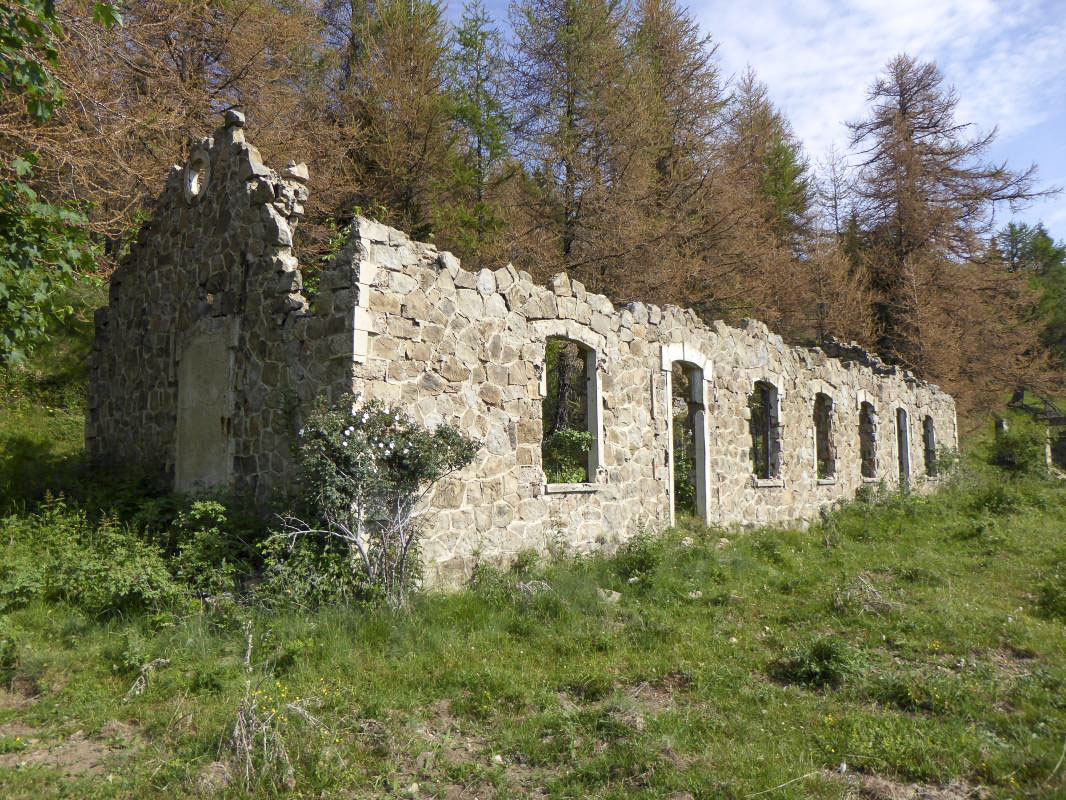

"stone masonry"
[88,114,958,586]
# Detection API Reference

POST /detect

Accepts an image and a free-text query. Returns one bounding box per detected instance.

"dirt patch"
[399,701,552,799]
[440,779,502,799]
[836,772,988,799]
[0,720,142,777]
[415,699,488,760]
[2,674,40,704]
[0,721,37,739]
[0,731,118,776]
[630,671,691,710]
[988,648,1035,679]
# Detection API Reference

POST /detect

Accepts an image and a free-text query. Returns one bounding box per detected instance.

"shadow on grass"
[0,430,182,531]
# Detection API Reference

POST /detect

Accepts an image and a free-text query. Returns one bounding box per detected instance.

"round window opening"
[183,150,211,203]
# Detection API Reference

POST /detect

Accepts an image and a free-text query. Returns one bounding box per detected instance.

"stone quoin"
[88,113,958,586]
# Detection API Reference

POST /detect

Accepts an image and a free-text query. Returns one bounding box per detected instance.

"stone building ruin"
[88,113,958,585]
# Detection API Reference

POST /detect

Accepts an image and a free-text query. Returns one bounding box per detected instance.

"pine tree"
[507,0,644,288]
[434,0,510,265]
[847,54,1054,418]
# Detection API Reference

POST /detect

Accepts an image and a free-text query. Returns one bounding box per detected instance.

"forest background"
[3,0,1066,428]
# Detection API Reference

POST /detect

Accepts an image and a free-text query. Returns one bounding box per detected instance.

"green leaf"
[91,2,122,29]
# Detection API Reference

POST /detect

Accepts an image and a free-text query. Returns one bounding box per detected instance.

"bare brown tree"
[847,54,1058,419]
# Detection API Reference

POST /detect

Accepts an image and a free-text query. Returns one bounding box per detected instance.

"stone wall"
[88,112,325,496]
[88,117,958,586]
[334,219,957,584]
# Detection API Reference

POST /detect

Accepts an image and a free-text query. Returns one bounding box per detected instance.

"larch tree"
[507,0,647,290]
[435,0,511,267]
[715,68,811,329]
[624,0,740,311]
[326,0,456,241]
[723,68,811,247]
[0,0,323,263]
[847,54,1056,420]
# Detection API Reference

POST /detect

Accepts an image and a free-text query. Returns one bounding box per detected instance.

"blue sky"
[454,0,1066,238]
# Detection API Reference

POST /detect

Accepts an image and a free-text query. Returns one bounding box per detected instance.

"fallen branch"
[745,769,822,798]
[123,658,170,702]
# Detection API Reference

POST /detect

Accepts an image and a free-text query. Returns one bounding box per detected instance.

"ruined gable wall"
[339,219,957,585]
[87,114,322,494]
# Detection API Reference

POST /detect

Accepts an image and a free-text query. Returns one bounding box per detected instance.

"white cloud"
[701,0,1066,169]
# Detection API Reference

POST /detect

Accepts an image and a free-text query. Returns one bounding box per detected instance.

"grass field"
[1,306,1065,799]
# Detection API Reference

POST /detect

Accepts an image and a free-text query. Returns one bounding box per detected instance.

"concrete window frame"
[661,342,713,526]
[811,383,837,484]
[896,406,911,489]
[538,326,605,494]
[748,376,784,488]
[856,391,879,483]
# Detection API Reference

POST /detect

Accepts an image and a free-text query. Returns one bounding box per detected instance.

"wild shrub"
[0,618,18,681]
[987,425,1048,476]
[769,636,855,689]
[0,499,183,615]
[470,560,565,623]
[613,532,662,582]
[752,536,787,565]
[103,628,151,676]
[265,395,477,607]
[172,500,254,596]
[868,673,965,714]
[509,548,540,577]
[1037,566,1066,621]
[968,484,1024,516]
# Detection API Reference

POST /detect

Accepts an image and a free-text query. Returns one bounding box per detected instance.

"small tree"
[275,396,477,607]
[0,0,119,364]
[0,158,94,364]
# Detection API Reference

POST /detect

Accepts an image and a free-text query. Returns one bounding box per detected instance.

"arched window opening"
[923,415,937,477]
[749,381,781,480]
[672,363,699,515]
[859,401,877,479]
[896,407,910,488]
[542,337,598,484]
[814,393,835,480]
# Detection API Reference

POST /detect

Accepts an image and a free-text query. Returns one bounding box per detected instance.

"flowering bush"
[268,395,477,606]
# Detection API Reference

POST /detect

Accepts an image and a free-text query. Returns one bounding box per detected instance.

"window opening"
[859,401,877,479]
[542,337,594,483]
[1052,429,1066,470]
[749,381,780,479]
[814,392,835,479]
[671,363,698,515]
[896,407,910,488]
[922,415,937,476]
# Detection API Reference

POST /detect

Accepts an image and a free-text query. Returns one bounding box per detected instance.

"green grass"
[0,279,100,509]
[0,472,1064,798]
[1,291,1065,798]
